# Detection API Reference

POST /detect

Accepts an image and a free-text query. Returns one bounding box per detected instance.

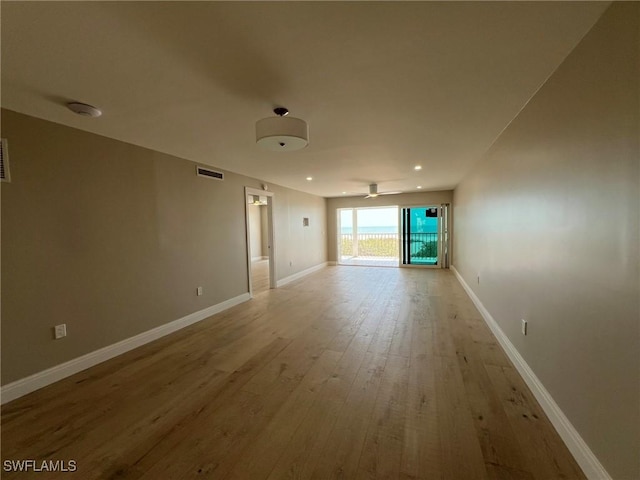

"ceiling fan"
[364,183,402,199]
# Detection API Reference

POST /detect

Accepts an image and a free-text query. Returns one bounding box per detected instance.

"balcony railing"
[339,232,437,259]
[340,233,398,257]
[406,232,438,259]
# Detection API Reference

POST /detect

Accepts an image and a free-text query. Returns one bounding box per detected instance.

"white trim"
[245,186,276,294]
[277,262,328,287]
[450,266,611,480]
[1,293,251,405]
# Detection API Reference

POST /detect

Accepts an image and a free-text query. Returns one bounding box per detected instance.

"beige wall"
[453,4,639,479]
[1,109,327,384]
[326,191,453,263]
[273,188,327,277]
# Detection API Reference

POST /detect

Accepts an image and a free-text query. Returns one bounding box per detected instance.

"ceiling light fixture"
[256,107,309,151]
[306,176,313,181]
[67,102,102,118]
[417,185,423,189]
[248,194,267,205]
[414,165,422,171]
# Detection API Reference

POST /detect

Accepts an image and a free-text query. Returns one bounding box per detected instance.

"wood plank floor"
[251,259,271,294]
[1,267,586,480]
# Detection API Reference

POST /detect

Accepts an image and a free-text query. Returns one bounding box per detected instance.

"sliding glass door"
[337,207,399,267]
[400,204,449,268]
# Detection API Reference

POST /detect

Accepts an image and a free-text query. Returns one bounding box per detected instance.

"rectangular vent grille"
[1,138,11,183]
[196,166,224,181]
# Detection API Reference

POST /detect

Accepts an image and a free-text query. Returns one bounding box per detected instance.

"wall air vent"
[1,138,11,183]
[196,166,224,181]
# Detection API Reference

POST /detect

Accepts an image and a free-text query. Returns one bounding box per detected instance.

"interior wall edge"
[276,261,329,288]
[451,266,612,480]
[0,292,251,405]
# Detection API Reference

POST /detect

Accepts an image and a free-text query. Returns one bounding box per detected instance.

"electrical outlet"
[54,324,67,339]
[196,286,203,296]
[521,319,528,336]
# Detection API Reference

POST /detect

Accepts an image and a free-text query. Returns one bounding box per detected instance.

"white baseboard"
[1,292,251,405]
[450,266,611,480]
[277,262,328,287]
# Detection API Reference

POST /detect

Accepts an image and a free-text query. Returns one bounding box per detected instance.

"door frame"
[245,186,276,296]
[398,204,441,269]
[440,203,451,269]
[337,205,400,266]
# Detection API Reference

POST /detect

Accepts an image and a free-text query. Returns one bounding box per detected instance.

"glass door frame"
[398,204,450,269]
[337,206,400,267]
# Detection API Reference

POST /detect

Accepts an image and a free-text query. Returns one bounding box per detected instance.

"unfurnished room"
[0,2,638,479]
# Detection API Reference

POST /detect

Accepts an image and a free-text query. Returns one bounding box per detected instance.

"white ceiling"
[1,1,609,198]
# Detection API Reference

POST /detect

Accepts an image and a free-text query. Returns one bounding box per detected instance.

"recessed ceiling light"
[414,165,422,171]
[342,191,347,194]
[306,176,313,181]
[417,185,423,189]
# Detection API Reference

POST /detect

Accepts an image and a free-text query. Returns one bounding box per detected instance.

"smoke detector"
[67,102,102,118]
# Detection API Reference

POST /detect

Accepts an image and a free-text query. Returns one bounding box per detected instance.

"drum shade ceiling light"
[256,107,308,151]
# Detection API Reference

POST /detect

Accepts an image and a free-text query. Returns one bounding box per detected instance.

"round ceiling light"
[67,102,102,118]
[256,107,308,151]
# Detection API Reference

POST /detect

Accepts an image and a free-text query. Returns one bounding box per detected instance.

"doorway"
[245,187,275,295]
[399,204,450,268]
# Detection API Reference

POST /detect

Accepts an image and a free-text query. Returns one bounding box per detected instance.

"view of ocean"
[339,207,438,235]
[341,217,438,235]
[340,226,397,234]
